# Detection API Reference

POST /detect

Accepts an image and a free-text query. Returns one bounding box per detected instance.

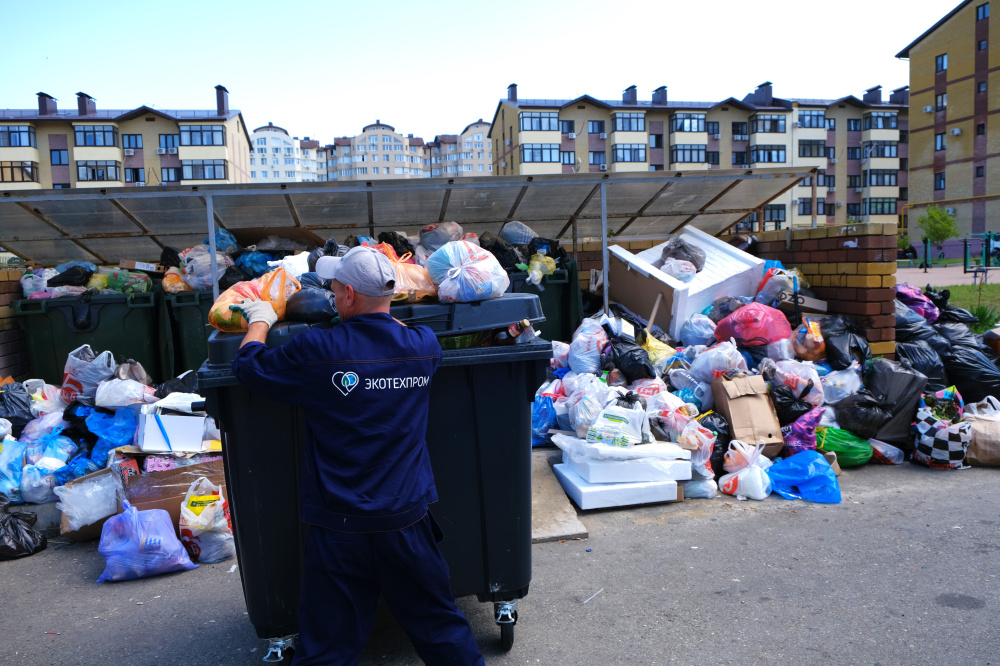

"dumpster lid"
[1,169,814,265]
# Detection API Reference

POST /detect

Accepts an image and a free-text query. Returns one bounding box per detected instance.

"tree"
[917,206,960,250]
[897,233,912,251]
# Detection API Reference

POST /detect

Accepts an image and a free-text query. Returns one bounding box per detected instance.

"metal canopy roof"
[0,168,813,266]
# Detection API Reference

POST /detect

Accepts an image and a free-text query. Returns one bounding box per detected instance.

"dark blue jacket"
[232,313,443,532]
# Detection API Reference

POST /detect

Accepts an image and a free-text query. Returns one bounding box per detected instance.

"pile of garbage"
[21,262,153,299]
[535,272,1000,510]
[0,344,233,574]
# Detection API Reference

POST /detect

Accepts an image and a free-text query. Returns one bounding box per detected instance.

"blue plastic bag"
[55,260,98,274]
[53,454,101,485]
[531,396,557,447]
[97,500,197,582]
[0,440,28,503]
[86,408,138,467]
[235,251,276,278]
[204,228,239,255]
[765,450,841,504]
[38,427,78,464]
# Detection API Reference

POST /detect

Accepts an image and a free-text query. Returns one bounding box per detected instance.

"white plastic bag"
[660,258,697,282]
[722,439,773,474]
[20,268,59,298]
[54,472,119,531]
[765,359,824,406]
[60,345,116,405]
[20,458,63,504]
[688,341,748,384]
[568,319,608,375]
[681,477,718,499]
[719,441,772,500]
[180,245,234,291]
[19,411,70,445]
[266,252,311,279]
[568,394,603,439]
[425,241,510,303]
[551,341,570,370]
[95,379,158,408]
[419,222,463,252]
[498,220,537,246]
[586,404,645,447]
[178,476,235,564]
[679,420,716,478]
[679,315,717,347]
[821,362,863,405]
[765,338,797,361]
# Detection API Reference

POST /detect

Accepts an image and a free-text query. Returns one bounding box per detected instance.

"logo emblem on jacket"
[332,371,359,396]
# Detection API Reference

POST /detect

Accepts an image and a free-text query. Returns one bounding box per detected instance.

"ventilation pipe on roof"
[863,85,883,105]
[652,86,668,106]
[215,85,229,116]
[623,85,637,105]
[76,92,96,116]
[507,83,517,102]
[37,92,57,116]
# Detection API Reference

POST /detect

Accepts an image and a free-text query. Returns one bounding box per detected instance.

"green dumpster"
[506,256,583,343]
[163,290,214,376]
[14,292,160,384]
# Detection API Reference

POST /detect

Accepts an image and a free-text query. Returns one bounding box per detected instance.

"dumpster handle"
[262,635,297,663]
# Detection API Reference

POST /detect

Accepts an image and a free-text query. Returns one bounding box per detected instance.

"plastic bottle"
[493,319,532,346]
[668,369,713,411]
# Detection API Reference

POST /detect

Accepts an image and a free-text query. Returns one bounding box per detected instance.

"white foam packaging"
[561,451,691,483]
[553,464,680,510]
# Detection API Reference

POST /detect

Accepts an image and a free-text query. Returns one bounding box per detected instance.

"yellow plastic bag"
[86,273,109,290]
[526,254,556,287]
[642,335,676,368]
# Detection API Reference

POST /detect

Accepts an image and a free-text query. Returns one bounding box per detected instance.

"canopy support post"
[206,194,220,302]
[601,181,609,317]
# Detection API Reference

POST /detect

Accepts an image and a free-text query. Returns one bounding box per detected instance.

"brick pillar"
[0,269,29,379]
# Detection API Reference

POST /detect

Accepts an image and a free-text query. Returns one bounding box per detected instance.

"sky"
[3,0,961,144]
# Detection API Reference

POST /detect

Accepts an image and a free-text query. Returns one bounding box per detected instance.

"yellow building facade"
[0,86,251,190]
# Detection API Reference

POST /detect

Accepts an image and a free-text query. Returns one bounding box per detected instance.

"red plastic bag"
[714,302,791,346]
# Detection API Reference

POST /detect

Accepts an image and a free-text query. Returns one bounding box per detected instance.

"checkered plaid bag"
[912,407,972,469]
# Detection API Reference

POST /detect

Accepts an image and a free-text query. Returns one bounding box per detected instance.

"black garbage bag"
[923,286,951,310]
[61,401,99,455]
[820,315,872,370]
[219,265,250,290]
[940,346,1000,404]
[527,237,567,263]
[298,272,331,291]
[601,325,655,383]
[614,391,647,411]
[154,370,199,400]
[160,246,182,268]
[0,382,33,438]
[895,300,952,355]
[937,306,979,324]
[479,232,521,270]
[47,266,94,287]
[307,239,340,273]
[708,297,746,323]
[654,236,706,272]
[934,321,982,350]
[895,342,948,392]
[0,493,47,560]
[739,344,769,371]
[770,381,815,426]
[865,358,928,452]
[697,411,731,481]
[284,288,337,323]
[343,235,361,249]
[378,232,415,259]
[834,389,893,440]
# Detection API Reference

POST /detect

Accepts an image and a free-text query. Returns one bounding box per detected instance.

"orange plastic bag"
[253,268,301,319]
[372,244,437,302]
[208,281,262,332]
[162,268,193,294]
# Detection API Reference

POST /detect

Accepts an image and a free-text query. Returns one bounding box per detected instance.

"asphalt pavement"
[1,463,997,666]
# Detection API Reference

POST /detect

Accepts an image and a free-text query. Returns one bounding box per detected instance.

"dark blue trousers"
[292,513,485,665]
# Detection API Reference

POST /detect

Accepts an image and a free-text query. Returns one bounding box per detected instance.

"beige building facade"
[0,86,251,190]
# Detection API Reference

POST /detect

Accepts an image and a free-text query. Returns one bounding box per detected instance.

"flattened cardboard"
[119,260,166,275]
[712,374,784,453]
[820,449,842,476]
[553,464,683,510]
[561,452,692,483]
[120,459,226,537]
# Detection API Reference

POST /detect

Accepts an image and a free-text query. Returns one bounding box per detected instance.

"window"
[520,112,559,131]
[848,175,861,188]
[978,123,987,135]
[763,204,786,223]
[825,118,836,130]
[750,114,786,134]
[847,119,862,131]
[250,171,256,178]
[560,151,576,165]
[935,133,946,151]
[899,188,908,199]
[444,165,457,174]
[824,175,835,189]
[864,198,897,215]
[670,113,704,133]
[900,158,909,170]
[124,168,145,183]
[649,134,664,148]
[899,130,909,143]
[382,135,392,144]
[272,171,279,177]
[864,169,898,186]
[395,154,409,162]
[161,167,180,182]
[614,113,646,132]
[847,147,861,159]
[367,135,378,144]
[520,143,559,162]
[478,164,485,172]
[936,54,948,72]
[706,122,720,135]
[934,172,946,190]
[0,161,39,182]
[74,125,117,147]
[0,126,37,148]
[749,145,786,163]
[669,144,706,163]
[122,134,143,149]
[256,148,267,155]
[798,110,826,128]
[256,138,266,146]
[847,203,861,216]
[936,93,947,111]
[977,165,985,177]
[559,120,575,134]
[978,3,989,20]
[979,39,988,50]
[979,81,987,93]
[50,150,68,165]
[474,133,483,141]
[799,140,826,157]
[286,171,296,178]
[284,158,294,165]
[798,199,812,216]
[182,159,227,180]
[272,148,280,154]
[459,164,474,172]
[589,151,606,165]
[588,120,605,134]
[76,160,120,181]
[614,143,647,162]
[649,165,664,171]
[732,122,748,135]
[864,141,898,158]
[863,112,898,129]
[179,125,225,146]
[732,151,747,166]
[706,151,720,165]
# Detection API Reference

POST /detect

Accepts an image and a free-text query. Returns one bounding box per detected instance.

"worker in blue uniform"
[231,246,484,665]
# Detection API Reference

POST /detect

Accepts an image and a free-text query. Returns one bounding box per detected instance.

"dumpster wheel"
[494,601,518,651]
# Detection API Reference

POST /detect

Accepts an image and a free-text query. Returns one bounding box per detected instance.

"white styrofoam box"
[608,226,765,340]
[553,464,680,510]
[562,451,692,483]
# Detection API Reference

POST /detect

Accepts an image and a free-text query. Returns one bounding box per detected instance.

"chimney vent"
[623,85,637,105]
[215,85,229,116]
[863,85,883,105]
[652,86,667,106]
[76,92,96,116]
[37,92,57,116]
[507,83,518,102]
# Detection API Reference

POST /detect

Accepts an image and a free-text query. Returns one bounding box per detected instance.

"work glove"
[230,299,277,329]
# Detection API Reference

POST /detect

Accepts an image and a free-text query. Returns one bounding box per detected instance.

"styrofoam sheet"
[553,464,680,510]
[561,452,692,483]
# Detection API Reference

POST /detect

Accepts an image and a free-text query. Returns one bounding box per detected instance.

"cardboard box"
[58,468,118,541]
[553,464,682,510]
[819,449,841,476]
[561,452,692,483]
[120,459,226,537]
[137,407,207,453]
[711,373,784,457]
[775,290,828,314]
[119,260,166,275]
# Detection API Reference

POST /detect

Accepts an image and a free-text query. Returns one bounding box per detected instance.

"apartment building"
[0,86,251,189]
[325,119,492,181]
[488,83,909,230]
[249,123,329,183]
[897,0,998,238]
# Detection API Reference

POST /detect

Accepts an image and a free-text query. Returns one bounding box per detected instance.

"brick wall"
[0,269,28,380]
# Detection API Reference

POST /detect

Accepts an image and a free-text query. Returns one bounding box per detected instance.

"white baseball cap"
[315,246,396,297]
